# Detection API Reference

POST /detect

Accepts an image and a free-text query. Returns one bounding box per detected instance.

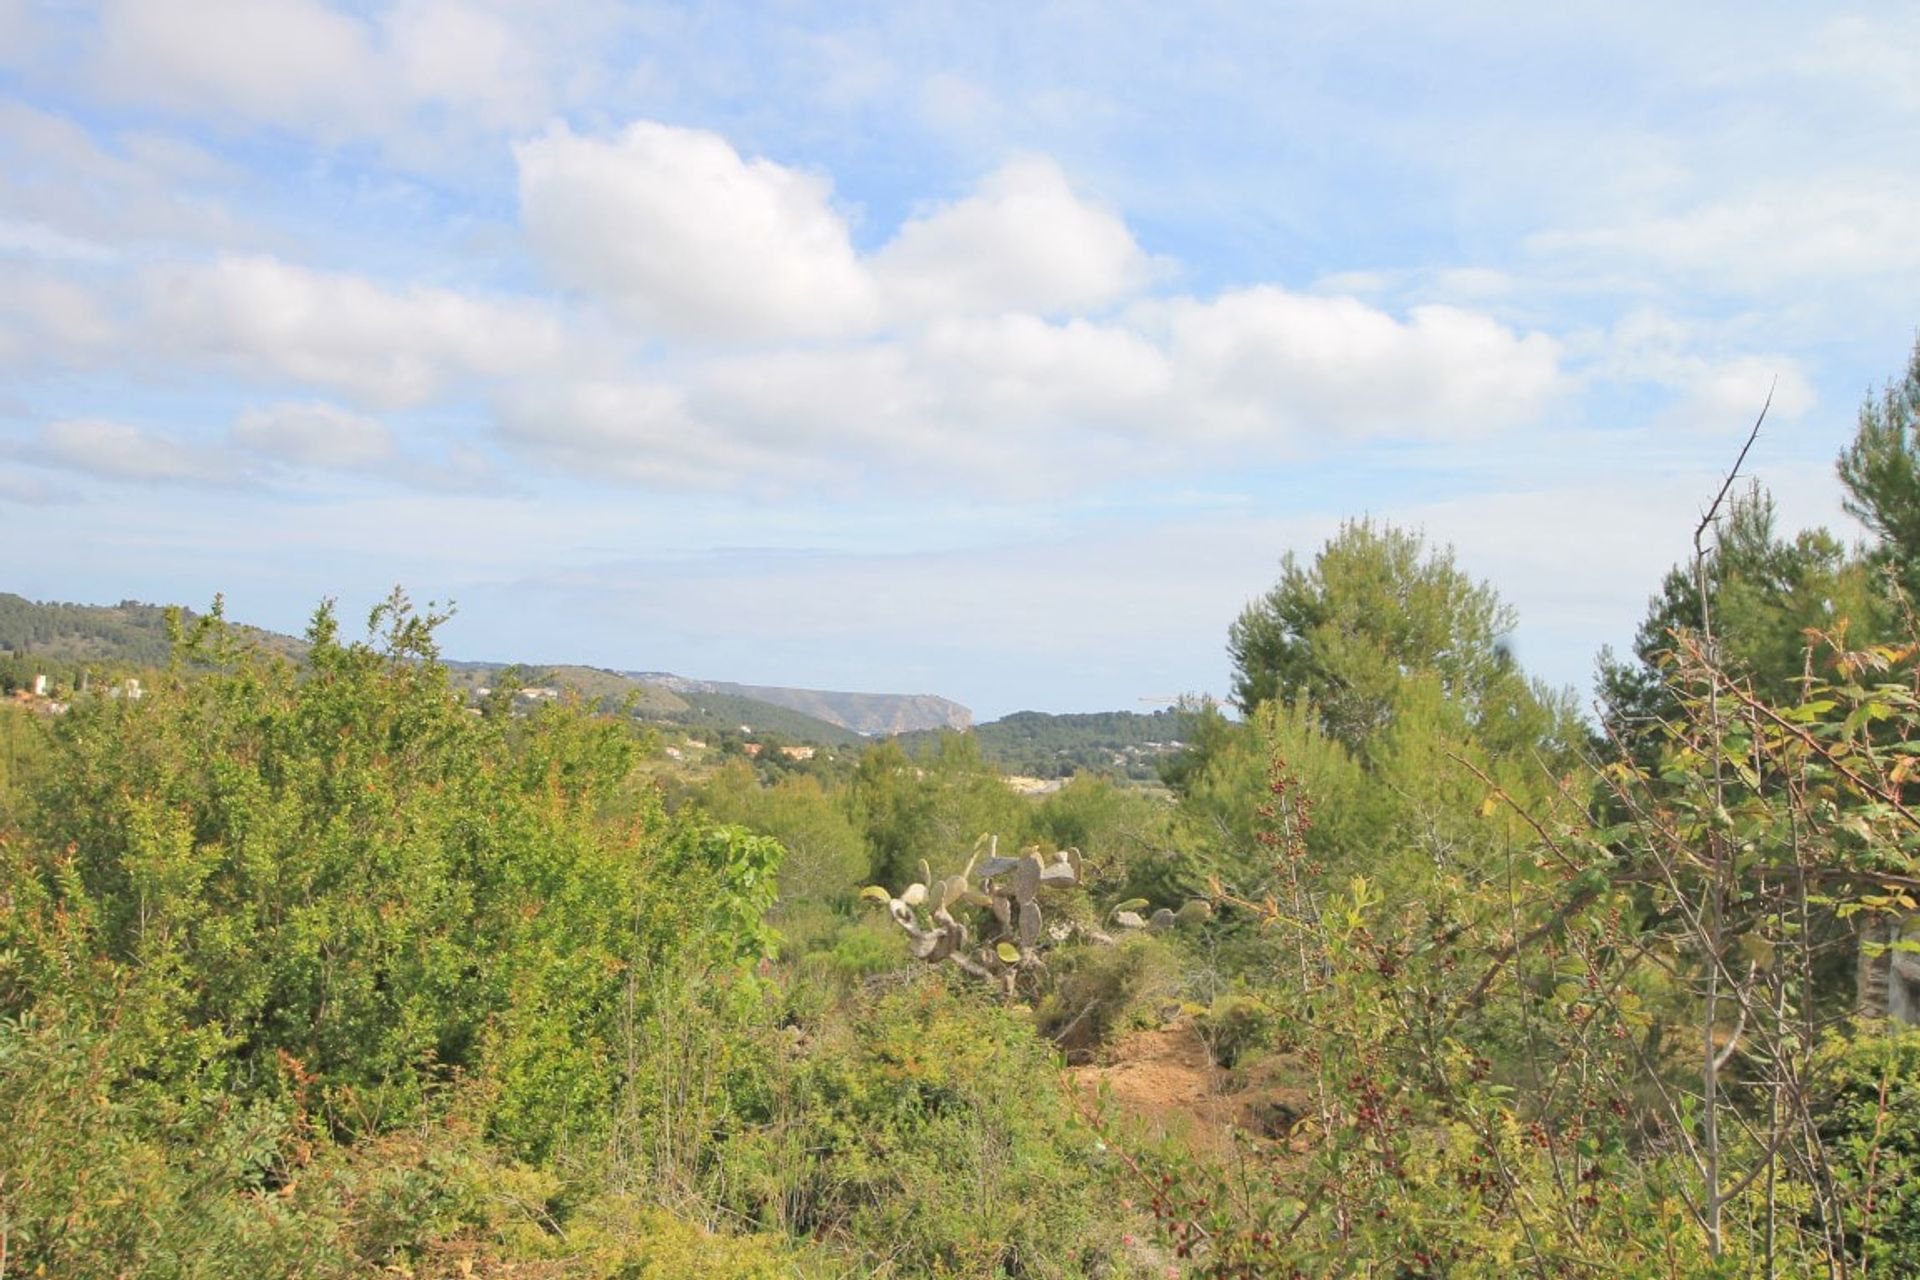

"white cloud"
[1600,309,1817,428]
[513,131,1155,343]
[86,0,571,148]
[1529,179,1920,295]
[232,402,398,468]
[34,419,246,486]
[95,0,383,137]
[874,156,1154,319]
[146,255,566,406]
[916,313,1172,429]
[496,291,1564,493]
[1158,288,1564,441]
[385,0,549,128]
[0,273,121,366]
[497,379,800,490]
[0,102,246,252]
[1782,14,1920,115]
[0,467,75,506]
[516,121,880,342]
[0,0,51,71]
[0,218,116,262]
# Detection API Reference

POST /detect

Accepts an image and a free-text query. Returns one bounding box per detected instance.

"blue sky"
[2,2,1917,719]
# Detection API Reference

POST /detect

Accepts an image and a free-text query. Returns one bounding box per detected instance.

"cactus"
[862,834,1214,993]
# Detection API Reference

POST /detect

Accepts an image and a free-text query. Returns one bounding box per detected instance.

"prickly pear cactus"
[862,834,1214,993]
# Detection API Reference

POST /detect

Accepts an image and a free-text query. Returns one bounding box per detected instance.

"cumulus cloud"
[34,419,247,486]
[517,122,880,342]
[874,156,1155,319]
[146,255,566,406]
[915,313,1172,429]
[1157,289,1564,441]
[495,289,1564,492]
[232,401,398,468]
[90,0,553,140]
[500,122,1566,487]
[0,104,1802,505]
[515,131,1161,342]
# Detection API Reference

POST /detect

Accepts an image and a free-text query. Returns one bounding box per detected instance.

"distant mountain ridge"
[629,673,971,737]
[0,591,966,745]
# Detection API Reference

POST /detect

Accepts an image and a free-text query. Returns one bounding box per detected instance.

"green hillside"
[704,681,969,735]
[0,593,306,669]
[446,663,863,744]
[4,593,869,747]
[671,689,868,746]
[897,707,1188,779]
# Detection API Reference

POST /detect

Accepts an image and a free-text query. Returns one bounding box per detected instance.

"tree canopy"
[1227,518,1576,764]
[1838,336,1920,594]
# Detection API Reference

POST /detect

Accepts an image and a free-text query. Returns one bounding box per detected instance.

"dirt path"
[1073,1020,1311,1158]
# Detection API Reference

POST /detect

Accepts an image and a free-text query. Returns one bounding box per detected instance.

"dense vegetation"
[0,592,197,667]
[898,709,1189,780]
[6,342,1920,1277]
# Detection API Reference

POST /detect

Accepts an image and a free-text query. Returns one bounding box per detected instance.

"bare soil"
[1073,1019,1314,1159]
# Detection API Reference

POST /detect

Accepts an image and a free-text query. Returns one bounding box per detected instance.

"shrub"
[1036,934,1183,1059]
[1195,992,1275,1068]
[712,976,1148,1278]
[1818,1027,1920,1273]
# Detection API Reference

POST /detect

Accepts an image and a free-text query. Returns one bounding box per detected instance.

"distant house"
[742,743,763,758]
[778,745,816,761]
[30,674,46,697]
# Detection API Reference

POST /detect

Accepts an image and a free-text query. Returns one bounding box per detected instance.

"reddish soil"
[1074,1020,1313,1158]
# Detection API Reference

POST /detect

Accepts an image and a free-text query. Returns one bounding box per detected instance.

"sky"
[2,2,1917,720]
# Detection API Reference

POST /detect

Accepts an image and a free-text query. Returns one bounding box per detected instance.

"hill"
[631,673,970,736]
[668,688,868,747]
[442,663,862,744]
[897,708,1189,779]
[3,593,879,747]
[0,592,306,668]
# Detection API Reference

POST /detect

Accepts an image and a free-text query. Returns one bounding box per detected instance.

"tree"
[1600,481,1882,748]
[845,734,1031,888]
[700,759,869,904]
[1227,518,1575,764]
[1838,336,1920,593]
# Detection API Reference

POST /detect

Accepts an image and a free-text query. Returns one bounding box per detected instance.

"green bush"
[710,976,1148,1278]
[1195,992,1275,1068]
[1819,1027,1920,1273]
[1036,934,1183,1058]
